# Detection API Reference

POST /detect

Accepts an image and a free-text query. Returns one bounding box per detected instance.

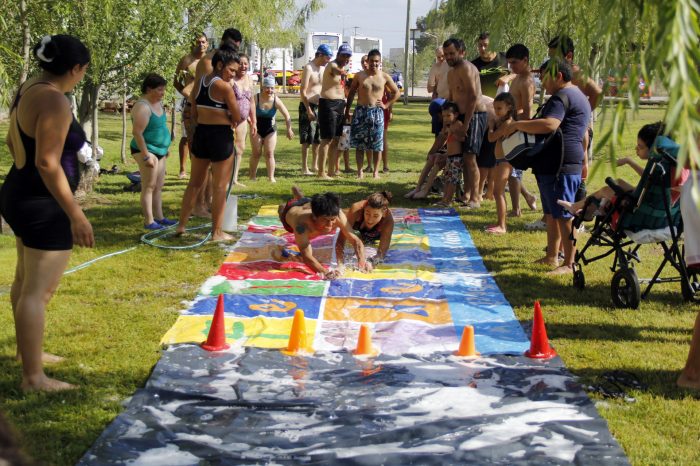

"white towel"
[681,172,700,267]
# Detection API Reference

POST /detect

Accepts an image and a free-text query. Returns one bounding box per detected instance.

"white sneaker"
[525,219,547,231]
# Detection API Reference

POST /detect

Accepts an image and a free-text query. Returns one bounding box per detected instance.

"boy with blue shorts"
[344,49,400,179]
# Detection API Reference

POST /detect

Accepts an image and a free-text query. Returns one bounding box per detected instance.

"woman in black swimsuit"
[339,191,394,265]
[0,35,94,392]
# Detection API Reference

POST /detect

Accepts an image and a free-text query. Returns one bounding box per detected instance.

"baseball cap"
[263,75,276,87]
[338,43,352,56]
[316,44,333,57]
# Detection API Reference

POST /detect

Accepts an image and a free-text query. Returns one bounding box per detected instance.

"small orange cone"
[201,294,230,351]
[353,324,378,356]
[282,310,313,355]
[454,325,480,357]
[525,301,557,359]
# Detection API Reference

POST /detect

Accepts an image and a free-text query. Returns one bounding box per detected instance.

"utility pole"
[403,0,411,105]
[352,26,360,36]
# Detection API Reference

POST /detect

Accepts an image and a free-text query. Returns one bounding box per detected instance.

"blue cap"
[263,75,276,87]
[338,43,352,56]
[316,44,333,57]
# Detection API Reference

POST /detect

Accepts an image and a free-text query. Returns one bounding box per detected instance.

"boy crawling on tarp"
[277,186,372,279]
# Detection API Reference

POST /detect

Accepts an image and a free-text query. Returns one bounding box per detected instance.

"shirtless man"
[443,38,486,208]
[277,187,371,279]
[188,28,242,217]
[504,43,538,216]
[173,33,209,179]
[427,47,451,136]
[344,49,400,179]
[299,44,332,175]
[318,43,352,179]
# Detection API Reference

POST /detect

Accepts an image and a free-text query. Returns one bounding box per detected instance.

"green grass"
[0,101,699,465]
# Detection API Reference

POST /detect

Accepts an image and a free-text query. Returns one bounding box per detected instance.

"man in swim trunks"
[317,43,352,179]
[299,44,332,175]
[344,49,400,179]
[443,37,486,208]
[278,187,371,279]
[173,32,208,179]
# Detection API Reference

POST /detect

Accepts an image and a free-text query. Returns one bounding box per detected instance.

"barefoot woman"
[177,47,240,241]
[0,35,94,391]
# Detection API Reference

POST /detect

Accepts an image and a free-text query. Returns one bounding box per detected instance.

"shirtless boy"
[278,187,371,279]
[299,44,332,174]
[344,49,400,179]
[173,33,209,179]
[443,38,486,208]
[318,43,352,179]
[504,43,538,216]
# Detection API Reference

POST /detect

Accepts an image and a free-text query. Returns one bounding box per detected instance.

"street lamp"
[410,28,420,97]
[337,14,350,38]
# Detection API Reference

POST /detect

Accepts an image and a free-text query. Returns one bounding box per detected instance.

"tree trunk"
[19,0,30,85]
[76,82,101,196]
[121,89,128,163]
[91,83,100,157]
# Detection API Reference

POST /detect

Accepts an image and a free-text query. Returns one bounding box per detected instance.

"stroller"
[571,135,699,308]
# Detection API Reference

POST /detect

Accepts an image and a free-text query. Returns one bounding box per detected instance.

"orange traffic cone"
[525,301,556,359]
[201,294,230,351]
[353,324,378,356]
[282,310,313,355]
[454,325,480,357]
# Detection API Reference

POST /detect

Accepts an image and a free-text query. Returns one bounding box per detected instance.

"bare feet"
[373,172,380,179]
[412,189,429,200]
[556,199,578,216]
[302,170,314,176]
[485,225,506,234]
[22,374,78,392]
[291,186,304,199]
[547,265,574,275]
[175,225,186,236]
[534,256,560,267]
[192,208,212,219]
[178,171,187,179]
[404,188,418,199]
[16,352,65,364]
[677,372,700,390]
[211,231,235,242]
[526,193,538,211]
[318,174,332,180]
[507,209,522,218]
[357,171,364,179]
[233,181,246,188]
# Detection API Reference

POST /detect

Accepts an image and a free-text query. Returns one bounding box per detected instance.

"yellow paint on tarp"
[323,297,451,324]
[258,205,281,217]
[343,265,435,281]
[160,315,317,348]
[391,234,430,249]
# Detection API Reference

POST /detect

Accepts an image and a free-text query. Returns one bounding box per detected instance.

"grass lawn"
[0,99,698,465]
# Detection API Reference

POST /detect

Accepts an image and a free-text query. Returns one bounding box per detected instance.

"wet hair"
[368,49,381,59]
[548,35,575,58]
[441,100,460,114]
[222,28,242,44]
[32,34,90,76]
[212,48,241,69]
[638,122,666,149]
[141,73,166,93]
[478,32,490,41]
[367,191,392,209]
[494,92,517,120]
[218,39,239,53]
[442,38,465,52]
[541,58,573,82]
[505,43,529,61]
[311,192,341,217]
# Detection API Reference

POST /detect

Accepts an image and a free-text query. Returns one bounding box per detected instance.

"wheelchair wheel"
[611,268,641,309]
[573,267,585,290]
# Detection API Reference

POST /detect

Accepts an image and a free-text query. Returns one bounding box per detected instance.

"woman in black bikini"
[176,48,241,241]
[339,191,395,265]
[0,35,94,391]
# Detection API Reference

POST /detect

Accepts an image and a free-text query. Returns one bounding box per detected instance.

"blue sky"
[299,0,437,51]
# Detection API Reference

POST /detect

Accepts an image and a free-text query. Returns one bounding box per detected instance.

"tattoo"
[295,223,306,234]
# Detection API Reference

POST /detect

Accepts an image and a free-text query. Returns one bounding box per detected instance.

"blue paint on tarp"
[419,208,530,354]
[328,279,445,300]
[187,294,322,319]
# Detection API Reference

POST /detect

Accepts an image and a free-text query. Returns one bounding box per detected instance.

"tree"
[444,0,700,172]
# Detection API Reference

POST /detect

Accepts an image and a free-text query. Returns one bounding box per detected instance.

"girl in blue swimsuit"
[249,75,294,183]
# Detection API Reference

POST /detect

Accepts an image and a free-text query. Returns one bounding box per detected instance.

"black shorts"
[0,188,72,250]
[279,197,311,233]
[191,124,234,162]
[257,117,277,139]
[464,112,488,156]
[318,98,346,140]
[299,102,320,145]
[476,126,496,168]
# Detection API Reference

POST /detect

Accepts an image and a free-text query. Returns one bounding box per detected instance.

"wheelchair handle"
[605,177,628,196]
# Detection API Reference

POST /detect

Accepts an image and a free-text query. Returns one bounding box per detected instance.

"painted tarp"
[80,206,628,464]
[162,207,530,355]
